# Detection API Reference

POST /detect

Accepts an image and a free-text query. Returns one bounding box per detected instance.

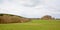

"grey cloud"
[23,0,40,7]
[0,0,60,18]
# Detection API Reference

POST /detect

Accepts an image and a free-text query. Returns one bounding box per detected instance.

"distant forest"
[0,14,60,24]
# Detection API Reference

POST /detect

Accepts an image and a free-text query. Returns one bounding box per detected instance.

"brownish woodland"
[0,14,31,24]
[41,15,55,20]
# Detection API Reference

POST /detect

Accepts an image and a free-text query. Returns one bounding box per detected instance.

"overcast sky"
[0,0,60,18]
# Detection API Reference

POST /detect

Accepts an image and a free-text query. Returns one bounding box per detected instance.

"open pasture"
[0,20,60,30]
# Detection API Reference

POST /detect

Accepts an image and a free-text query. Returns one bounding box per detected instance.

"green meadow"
[0,20,60,30]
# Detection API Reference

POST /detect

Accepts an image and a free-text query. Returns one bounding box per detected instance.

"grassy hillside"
[0,20,60,30]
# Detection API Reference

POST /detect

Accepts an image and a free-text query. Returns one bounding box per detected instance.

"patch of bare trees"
[0,14,31,24]
[41,15,55,20]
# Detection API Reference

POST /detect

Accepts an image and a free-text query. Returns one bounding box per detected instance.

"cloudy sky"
[0,0,60,18]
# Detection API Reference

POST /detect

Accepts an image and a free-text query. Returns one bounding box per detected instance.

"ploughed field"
[0,20,60,30]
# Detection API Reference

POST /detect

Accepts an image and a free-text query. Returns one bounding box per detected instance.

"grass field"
[0,20,60,30]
